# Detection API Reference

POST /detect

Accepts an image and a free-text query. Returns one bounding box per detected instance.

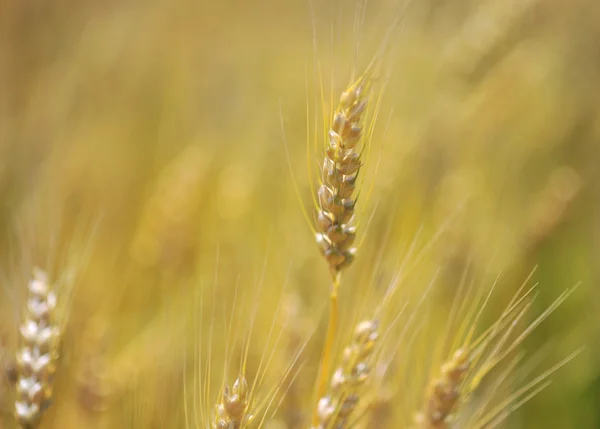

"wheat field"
[0,0,599,428]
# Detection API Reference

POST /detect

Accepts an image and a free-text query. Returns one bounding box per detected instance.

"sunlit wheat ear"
[213,376,253,429]
[315,75,372,279]
[310,320,378,429]
[14,268,60,428]
[409,276,579,429]
[311,71,379,405]
[413,348,470,429]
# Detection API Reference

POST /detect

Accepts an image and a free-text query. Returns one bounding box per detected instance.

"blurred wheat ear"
[14,268,60,428]
[310,320,379,429]
[412,348,470,429]
[213,376,252,429]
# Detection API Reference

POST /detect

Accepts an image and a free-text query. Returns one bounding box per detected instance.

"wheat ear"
[313,70,375,416]
[316,76,370,279]
[311,320,379,429]
[14,268,61,428]
[213,375,253,429]
[413,348,470,429]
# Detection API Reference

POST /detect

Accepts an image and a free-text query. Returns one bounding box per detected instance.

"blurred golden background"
[0,0,599,428]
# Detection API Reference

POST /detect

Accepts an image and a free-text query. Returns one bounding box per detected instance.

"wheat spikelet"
[213,375,253,429]
[413,348,470,429]
[316,76,371,278]
[311,320,378,429]
[14,268,60,428]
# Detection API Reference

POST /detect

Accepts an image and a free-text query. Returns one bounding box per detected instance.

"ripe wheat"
[14,269,60,428]
[315,75,370,279]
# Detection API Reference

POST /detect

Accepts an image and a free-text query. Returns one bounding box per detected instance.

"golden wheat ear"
[309,319,378,429]
[311,61,387,422]
[413,348,470,429]
[213,375,253,429]
[315,73,372,279]
[14,268,61,428]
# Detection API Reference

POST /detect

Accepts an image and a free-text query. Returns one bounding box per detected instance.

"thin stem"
[312,272,341,426]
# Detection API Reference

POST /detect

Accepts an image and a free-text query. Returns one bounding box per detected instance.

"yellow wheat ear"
[315,72,371,279]
[408,276,580,429]
[311,70,376,426]
[14,268,61,428]
[213,375,252,429]
[311,319,379,429]
[308,7,404,418]
[412,348,470,429]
